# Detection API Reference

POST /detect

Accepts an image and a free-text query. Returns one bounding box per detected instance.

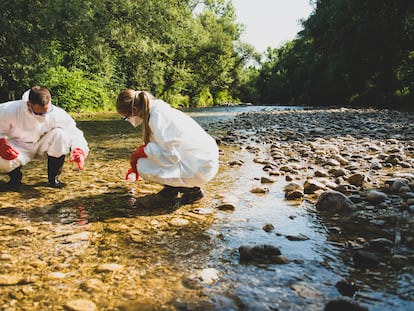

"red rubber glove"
[130,144,147,174]
[70,148,86,170]
[125,167,139,181]
[0,138,19,160]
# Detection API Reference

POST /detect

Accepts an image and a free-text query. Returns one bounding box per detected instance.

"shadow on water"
[0,186,183,224]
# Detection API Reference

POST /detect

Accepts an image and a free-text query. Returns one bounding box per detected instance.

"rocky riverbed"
[0,107,413,310]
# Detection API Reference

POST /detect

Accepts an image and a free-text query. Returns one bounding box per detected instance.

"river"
[0,105,413,311]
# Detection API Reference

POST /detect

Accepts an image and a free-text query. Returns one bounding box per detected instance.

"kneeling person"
[0,86,89,188]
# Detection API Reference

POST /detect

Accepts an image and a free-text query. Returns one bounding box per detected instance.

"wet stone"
[366,190,388,203]
[216,203,236,211]
[285,233,310,241]
[198,268,219,284]
[262,223,275,232]
[335,279,358,297]
[366,237,394,253]
[64,299,97,311]
[304,179,327,194]
[170,217,189,226]
[96,263,124,272]
[347,173,365,187]
[316,191,357,212]
[0,273,22,285]
[352,250,380,268]
[250,186,269,194]
[80,278,106,293]
[389,254,409,267]
[239,244,283,264]
[324,299,369,311]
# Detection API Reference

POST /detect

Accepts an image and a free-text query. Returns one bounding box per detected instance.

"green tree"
[253,0,414,109]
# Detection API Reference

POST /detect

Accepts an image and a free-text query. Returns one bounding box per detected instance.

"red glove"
[70,148,86,170]
[125,167,139,181]
[0,138,19,160]
[130,144,147,174]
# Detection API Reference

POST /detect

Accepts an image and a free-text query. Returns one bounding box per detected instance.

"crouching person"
[0,86,89,189]
[116,89,219,206]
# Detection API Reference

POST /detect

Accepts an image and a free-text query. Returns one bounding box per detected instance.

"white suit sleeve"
[58,111,89,157]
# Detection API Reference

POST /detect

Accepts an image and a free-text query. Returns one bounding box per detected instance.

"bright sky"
[232,0,314,53]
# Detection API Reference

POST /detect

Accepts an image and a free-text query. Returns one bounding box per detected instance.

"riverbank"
[1,107,413,310]
[211,107,414,310]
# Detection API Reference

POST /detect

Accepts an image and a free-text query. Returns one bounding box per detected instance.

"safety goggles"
[121,94,136,121]
[29,103,53,116]
[122,111,131,122]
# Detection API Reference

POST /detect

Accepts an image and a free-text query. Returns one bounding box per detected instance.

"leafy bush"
[214,90,235,105]
[36,66,114,112]
[162,91,190,108]
[196,87,214,107]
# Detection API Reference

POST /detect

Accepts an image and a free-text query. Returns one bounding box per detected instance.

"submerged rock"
[335,279,358,297]
[353,250,380,268]
[324,299,368,311]
[239,244,289,264]
[64,299,97,311]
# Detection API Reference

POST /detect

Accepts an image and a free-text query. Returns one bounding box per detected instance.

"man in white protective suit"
[0,86,89,189]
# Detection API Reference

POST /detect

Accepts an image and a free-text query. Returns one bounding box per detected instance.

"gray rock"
[316,191,357,212]
[366,190,388,203]
[347,173,365,187]
[304,179,327,194]
[285,190,304,200]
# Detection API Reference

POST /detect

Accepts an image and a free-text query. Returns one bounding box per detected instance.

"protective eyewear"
[30,103,53,116]
[121,94,136,121]
[122,111,131,122]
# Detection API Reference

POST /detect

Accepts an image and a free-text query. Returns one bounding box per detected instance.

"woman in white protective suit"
[0,86,89,189]
[116,89,219,205]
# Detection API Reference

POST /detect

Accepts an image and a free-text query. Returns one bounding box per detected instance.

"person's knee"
[0,159,21,173]
[50,128,70,143]
[38,128,71,158]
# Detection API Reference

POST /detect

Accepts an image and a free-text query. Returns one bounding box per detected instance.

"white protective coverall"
[137,100,219,187]
[0,90,89,173]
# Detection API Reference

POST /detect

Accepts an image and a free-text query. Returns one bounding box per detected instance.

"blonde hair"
[116,89,153,144]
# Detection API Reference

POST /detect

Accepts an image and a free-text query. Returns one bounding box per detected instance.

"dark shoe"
[7,166,22,185]
[157,185,181,199]
[49,179,66,189]
[181,187,204,204]
[136,193,179,209]
[48,155,66,188]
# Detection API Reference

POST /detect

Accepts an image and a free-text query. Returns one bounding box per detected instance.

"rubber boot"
[157,185,181,199]
[47,155,66,188]
[7,166,23,186]
[181,187,204,204]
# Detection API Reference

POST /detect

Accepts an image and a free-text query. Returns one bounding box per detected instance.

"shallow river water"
[1,105,413,311]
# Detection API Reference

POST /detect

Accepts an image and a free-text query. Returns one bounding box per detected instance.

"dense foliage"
[0,0,253,110]
[1,0,412,111]
[251,0,413,110]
